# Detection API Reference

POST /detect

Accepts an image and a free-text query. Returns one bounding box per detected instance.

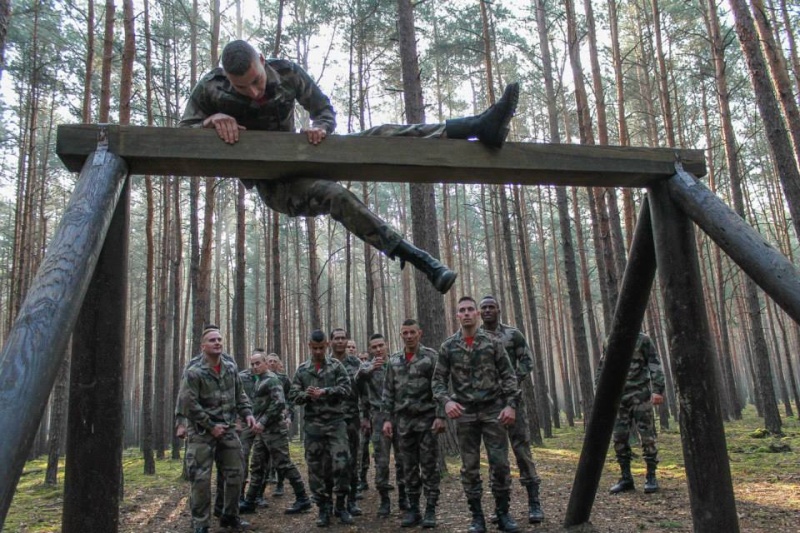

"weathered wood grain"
[57,124,706,186]
[649,180,740,533]
[668,166,800,325]
[0,150,128,528]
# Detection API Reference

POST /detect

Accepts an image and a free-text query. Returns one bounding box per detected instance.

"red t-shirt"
[405,352,414,364]
[465,336,475,348]
[213,363,221,374]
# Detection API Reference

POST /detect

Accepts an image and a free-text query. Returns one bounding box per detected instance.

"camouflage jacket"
[356,356,386,420]
[289,356,352,424]
[175,352,238,428]
[250,370,287,430]
[276,371,295,421]
[597,332,665,400]
[179,59,336,134]
[177,354,252,432]
[239,368,258,402]
[382,344,444,419]
[432,328,520,410]
[331,353,362,421]
[483,323,534,385]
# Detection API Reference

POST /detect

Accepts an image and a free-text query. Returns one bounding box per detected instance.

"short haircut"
[252,348,266,355]
[401,318,418,327]
[369,333,385,342]
[309,329,326,343]
[221,40,258,75]
[201,324,220,341]
[480,295,498,304]
[330,327,348,339]
[266,352,281,360]
[458,296,477,306]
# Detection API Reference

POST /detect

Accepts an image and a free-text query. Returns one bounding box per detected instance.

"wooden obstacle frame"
[3,124,799,531]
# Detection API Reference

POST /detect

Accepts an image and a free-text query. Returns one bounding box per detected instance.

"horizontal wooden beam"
[57,124,706,187]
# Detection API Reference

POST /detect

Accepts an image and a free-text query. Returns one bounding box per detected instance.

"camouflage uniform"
[483,323,540,487]
[176,353,237,517]
[600,332,666,466]
[245,370,306,501]
[272,371,294,487]
[381,344,442,502]
[179,60,447,259]
[177,354,253,530]
[332,353,364,500]
[431,329,520,499]
[357,357,405,493]
[238,367,261,497]
[289,356,352,507]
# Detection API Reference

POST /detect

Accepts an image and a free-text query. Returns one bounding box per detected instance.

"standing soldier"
[382,320,446,528]
[177,326,256,533]
[600,331,666,494]
[266,352,293,498]
[289,330,353,527]
[432,297,521,533]
[357,333,408,517]
[239,351,313,515]
[479,296,545,523]
[351,343,372,495]
[238,349,266,509]
[328,328,364,517]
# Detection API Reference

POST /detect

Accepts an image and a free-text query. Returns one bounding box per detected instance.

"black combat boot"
[398,484,410,511]
[238,498,257,514]
[467,497,486,533]
[495,494,520,533]
[421,497,437,528]
[347,490,363,516]
[609,459,635,494]
[285,483,312,515]
[444,83,520,148]
[334,495,354,525]
[644,462,659,494]
[526,482,545,523]
[219,515,250,531]
[377,490,391,517]
[391,240,457,294]
[273,479,285,497]
[401,493,422,527]
[316,501,332,527]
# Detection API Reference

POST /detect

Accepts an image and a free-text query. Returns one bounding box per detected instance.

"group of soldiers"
[176,294,553,533]
[175,38,666,533]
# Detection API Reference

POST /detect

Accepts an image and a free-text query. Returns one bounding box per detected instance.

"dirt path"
[118,445,800,533]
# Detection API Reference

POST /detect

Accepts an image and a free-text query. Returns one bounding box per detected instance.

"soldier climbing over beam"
[179,40,519,294]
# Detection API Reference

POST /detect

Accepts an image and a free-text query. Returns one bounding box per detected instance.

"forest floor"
[7,407,799,533]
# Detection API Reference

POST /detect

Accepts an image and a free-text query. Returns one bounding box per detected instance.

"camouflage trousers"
[185,430,243,528]
[507,400,540,486]
[345,417,361,496]
[239,427,256,496]
[359,428,371,482]
[456,402,512,499]
[252,123,445,257]
[614,395,658,465]
[370,411,404,491]
[246,427,305,500]
[396,412,440,501]
[304,420,351,504]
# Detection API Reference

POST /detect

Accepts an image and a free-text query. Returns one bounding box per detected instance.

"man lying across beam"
[180,40,519,294]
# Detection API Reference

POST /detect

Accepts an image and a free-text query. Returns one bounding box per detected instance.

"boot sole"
[484,83,520,148]
[434,271,457,294]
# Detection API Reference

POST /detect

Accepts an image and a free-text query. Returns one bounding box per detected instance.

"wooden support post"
[648,181,739,532]
[668,164,800,325]
[62,174,130,532]
[564,198,656,527]
[0,145,129,528]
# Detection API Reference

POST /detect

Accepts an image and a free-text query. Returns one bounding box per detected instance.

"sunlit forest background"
[0,0,798,480]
